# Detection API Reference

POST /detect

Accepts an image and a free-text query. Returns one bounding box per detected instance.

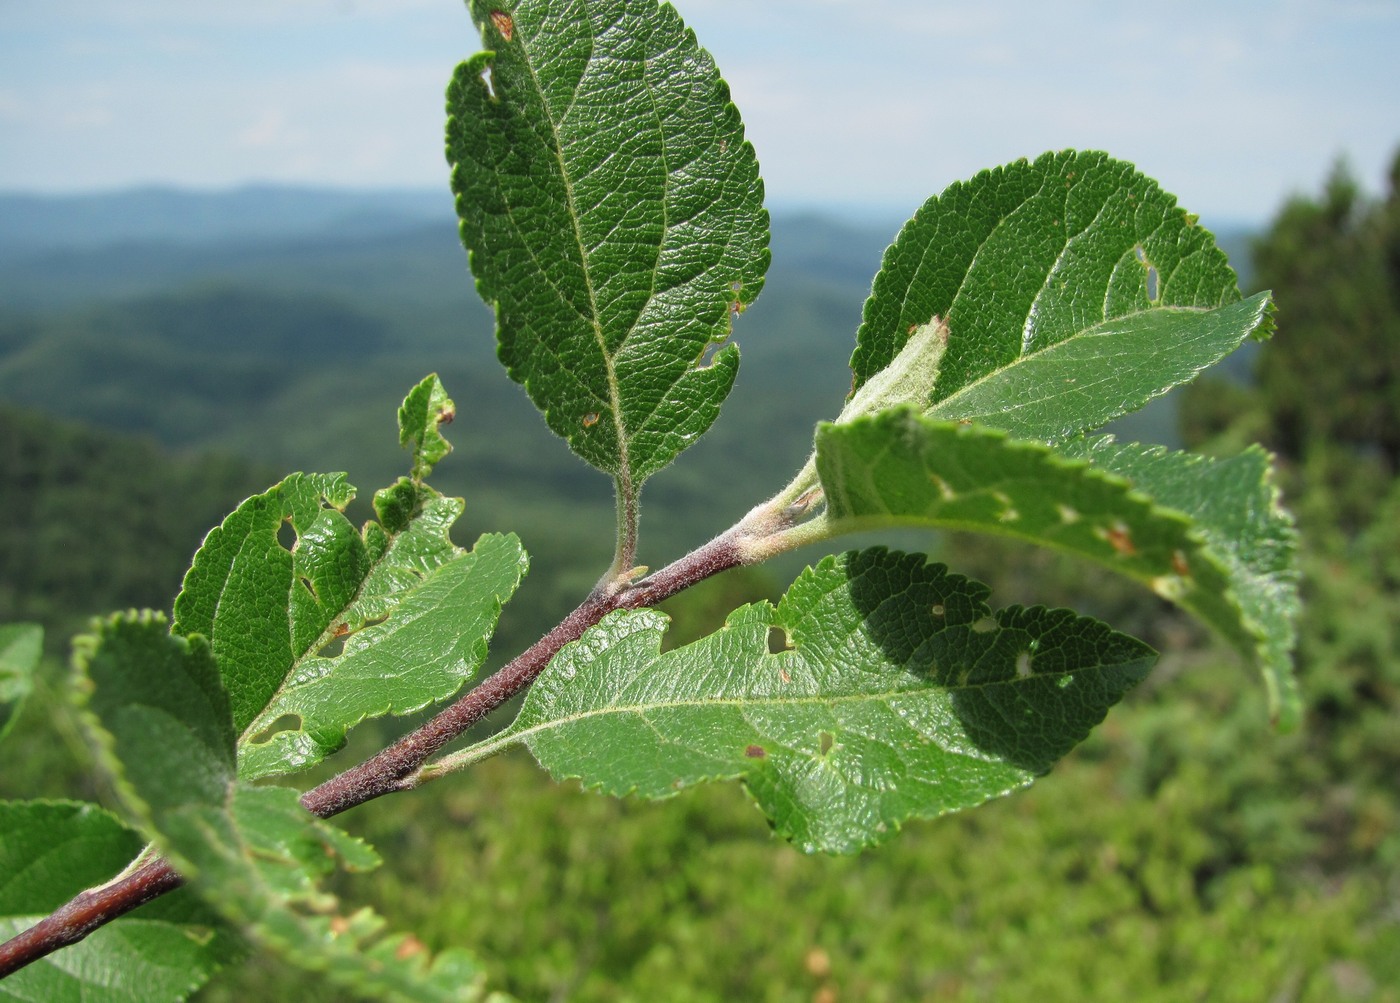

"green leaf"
[73,612,235,829]
[0,800,241,1003]
[70,613,497,1003]
[813,407,1299,726]
[238,532,528,781]
[398,373,456,483]
[1057,435,1301,728]
[0,623,42,744]
[172,472,364,736]
[447,0,770,493]
[171,418,527,780]
[853,150,1272,441]
[486,549,1152,854]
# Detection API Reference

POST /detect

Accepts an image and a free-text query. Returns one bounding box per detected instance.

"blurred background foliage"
[2,150,1399,1000]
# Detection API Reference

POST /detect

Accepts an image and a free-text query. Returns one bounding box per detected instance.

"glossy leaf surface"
[447,0,769,491]
[494,549,1153,853]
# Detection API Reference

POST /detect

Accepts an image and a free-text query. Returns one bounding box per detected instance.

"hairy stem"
[0,523,753,979]
[604,472,640,590]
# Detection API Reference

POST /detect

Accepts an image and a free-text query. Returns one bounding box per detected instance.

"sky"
[2,0,1398,227]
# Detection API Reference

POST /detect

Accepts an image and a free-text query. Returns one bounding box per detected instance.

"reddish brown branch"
[0,528,748,979]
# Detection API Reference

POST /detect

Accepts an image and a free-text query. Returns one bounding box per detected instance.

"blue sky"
[2,0,1397,226]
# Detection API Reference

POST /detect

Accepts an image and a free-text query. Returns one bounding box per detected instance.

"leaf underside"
[447,0,770,490]
[815,408,1299,728]
[0,800,241,1003]
[854,149,1272,441]
[1057,434,1301,727]
[71,613,494,1003]
[501,548,1153,854]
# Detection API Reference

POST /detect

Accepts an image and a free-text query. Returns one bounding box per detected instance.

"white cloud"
[1,0,1396,220]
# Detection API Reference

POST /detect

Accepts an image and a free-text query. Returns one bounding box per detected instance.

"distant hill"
[0,185,453,257]
[0,185,1232,637]
[0,405,278,648]
[0,187,903,628]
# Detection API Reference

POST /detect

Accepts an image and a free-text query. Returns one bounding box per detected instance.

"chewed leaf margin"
[166,377,528,782]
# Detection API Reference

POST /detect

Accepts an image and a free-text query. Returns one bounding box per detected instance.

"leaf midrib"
[508,658,1135,749]
[517,17,632,490]
[928,304,1222,424]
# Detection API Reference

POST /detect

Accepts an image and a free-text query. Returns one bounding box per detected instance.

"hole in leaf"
[1015,651,1033,678]
[818,731,835,756]
[248,714,303,745]
[930,603,946,617]
[582,411,600,428]
[480,66,497,100]
[1134,244,1161,300]
[277,518,297,552]
[971,616,997,634]
[767,626,792,653]
[695,340,725,370]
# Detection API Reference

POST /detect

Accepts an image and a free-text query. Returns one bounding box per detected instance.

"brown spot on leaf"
[437,406,455,426]
[396,936,426,960]
[490,10,514,41]
[745,744,766,759]
[329,916,351,936]
[1103,521,1138,557]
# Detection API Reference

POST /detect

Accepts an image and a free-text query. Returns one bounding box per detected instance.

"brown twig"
[0,527,750,979]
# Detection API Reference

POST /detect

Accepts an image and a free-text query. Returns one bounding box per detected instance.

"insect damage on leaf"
[489,10,513,41]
